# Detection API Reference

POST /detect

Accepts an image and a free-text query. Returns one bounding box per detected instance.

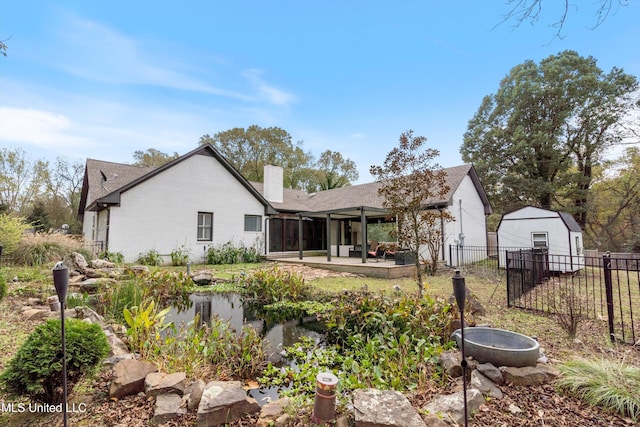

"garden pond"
[166,292,325,404]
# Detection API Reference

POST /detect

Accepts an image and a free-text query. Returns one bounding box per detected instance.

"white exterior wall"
[497,206,583,272]
[437,175,488,266]
[107,154,265,263]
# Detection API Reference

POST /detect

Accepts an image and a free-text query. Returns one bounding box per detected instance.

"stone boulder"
[186,379,206,412]
[476,363,504,385]
[197,381,260,427]
[145,372,187,397]
[151,393,186,425]
[440,350,463,378]
[75,306,107,326]
[500,364,560,386]
[89,258,117,269]
[470,370,503,399]
[103,329,130,356]
[109,359,158,399]
[423,389,484,426]
[63,252,89,275]
[257,397,290,427]
[192,270,214,286]
[352,389,426,427]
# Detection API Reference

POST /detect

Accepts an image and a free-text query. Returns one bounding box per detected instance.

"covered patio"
[271,255,416,279]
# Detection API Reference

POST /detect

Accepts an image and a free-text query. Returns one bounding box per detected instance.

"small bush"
[137,249,162,266]
[98,250,124,264]
[241,265,312,304]
[206,241,261,265]
[0,214,30,255]
[557,358,640,421]
[0,274,6,301]
[0,319,109,403]
[170,245,190,266]
[12,233,83,266]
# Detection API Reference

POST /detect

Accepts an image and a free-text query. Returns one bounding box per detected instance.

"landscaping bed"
[1,262,638,426]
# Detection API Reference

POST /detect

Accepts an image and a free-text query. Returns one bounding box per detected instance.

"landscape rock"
[353,388,426,427]
[423,388,484,426]
[103,329,130,356]
[63,252,89,274]
[440,350,463,378]
[186,379,206,412]
[192,270,214,286]
[470,370,503,399]
[500,364,560,386]
[257,397,290,427]
[103,353,137,366]
[126,265,150,275]
[109,359,158,399]
[75,306,107,326]
[145,372,187,397]
[197,381,260,427]
[151,393,186,425]
[22,308,51,321]
[89,258,116,269]
[477,363,504,385]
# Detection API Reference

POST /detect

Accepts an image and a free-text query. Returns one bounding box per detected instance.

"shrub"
[557,358,640,422]
[0,319,109,403]
[98,250,124,264]
[0,213,30,255]
[0,274,6,301]
[241,265,312,304]
[12,233,83,266]
[170,245,190,266]
[137,249,162,266]
[123,299,172,358]
[206,241,261,265]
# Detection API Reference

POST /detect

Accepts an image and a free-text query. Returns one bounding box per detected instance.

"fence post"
[603,253,615,343]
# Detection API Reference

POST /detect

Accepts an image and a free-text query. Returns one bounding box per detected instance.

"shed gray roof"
[558,212,583,232]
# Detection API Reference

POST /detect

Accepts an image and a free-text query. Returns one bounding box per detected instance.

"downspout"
[440,208,445,261]
[264,217,269,256]
[104,207,110,253]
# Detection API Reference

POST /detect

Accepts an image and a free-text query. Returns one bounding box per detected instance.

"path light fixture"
[452,269,468,427]
[53,261,69,427]
[311,372,338,424]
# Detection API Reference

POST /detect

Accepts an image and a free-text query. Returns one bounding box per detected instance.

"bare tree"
[370,130,453,298]
[498,0,631,40]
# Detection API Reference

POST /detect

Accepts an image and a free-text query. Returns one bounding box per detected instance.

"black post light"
[452,269,468,427]
[52,261,69,427]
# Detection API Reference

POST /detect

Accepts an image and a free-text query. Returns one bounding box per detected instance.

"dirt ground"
[1,264,638,426]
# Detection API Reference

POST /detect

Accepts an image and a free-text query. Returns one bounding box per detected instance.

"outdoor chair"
[367,240,384,262]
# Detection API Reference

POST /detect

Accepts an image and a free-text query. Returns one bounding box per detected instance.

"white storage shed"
[497,206,584,273]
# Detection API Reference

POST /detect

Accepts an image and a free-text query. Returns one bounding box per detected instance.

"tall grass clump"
[241,265,312,304]
[206,241,261,264]
[557,358,640,421]
[12,233,83,266]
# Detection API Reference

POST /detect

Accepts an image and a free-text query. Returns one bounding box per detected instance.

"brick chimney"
[263,164,283,203]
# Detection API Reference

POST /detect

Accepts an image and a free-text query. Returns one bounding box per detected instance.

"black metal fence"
[506,252,639,345]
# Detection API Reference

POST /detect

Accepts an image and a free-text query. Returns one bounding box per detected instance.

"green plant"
[557,358,640,421]
[206,241,261,265]
[98,250,124,264]
[123,299,172,358]
[137,249,162,266]
[170,245,190,266]
[0,274,6,301]
[99,279,144,323]
[0,319,109,403]
[66,292,91,308]
[241,265,312,304]
[261,300,332,323]
[0,213,30,255]
[12,233,83,266]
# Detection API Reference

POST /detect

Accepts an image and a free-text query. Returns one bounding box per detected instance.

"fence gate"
[506,249,549,307]
[603,254,639,345]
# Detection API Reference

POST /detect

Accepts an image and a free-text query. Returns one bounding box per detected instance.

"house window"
[532,232,548,248]
[244,215,262,232]
[197,212,213,241]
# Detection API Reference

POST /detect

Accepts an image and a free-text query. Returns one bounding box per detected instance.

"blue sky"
[1,1,639,184]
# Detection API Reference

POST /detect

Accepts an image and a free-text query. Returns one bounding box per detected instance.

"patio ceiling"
[298,205,391,220]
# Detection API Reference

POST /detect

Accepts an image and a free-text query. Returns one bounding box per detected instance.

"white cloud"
[242,69,296,106]
[0,107,90,149]
[52,14,251,101]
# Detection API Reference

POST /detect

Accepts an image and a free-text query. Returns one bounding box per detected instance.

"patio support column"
[298,214,304,259]
[361,207,367,263]
[326,213,332,261]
